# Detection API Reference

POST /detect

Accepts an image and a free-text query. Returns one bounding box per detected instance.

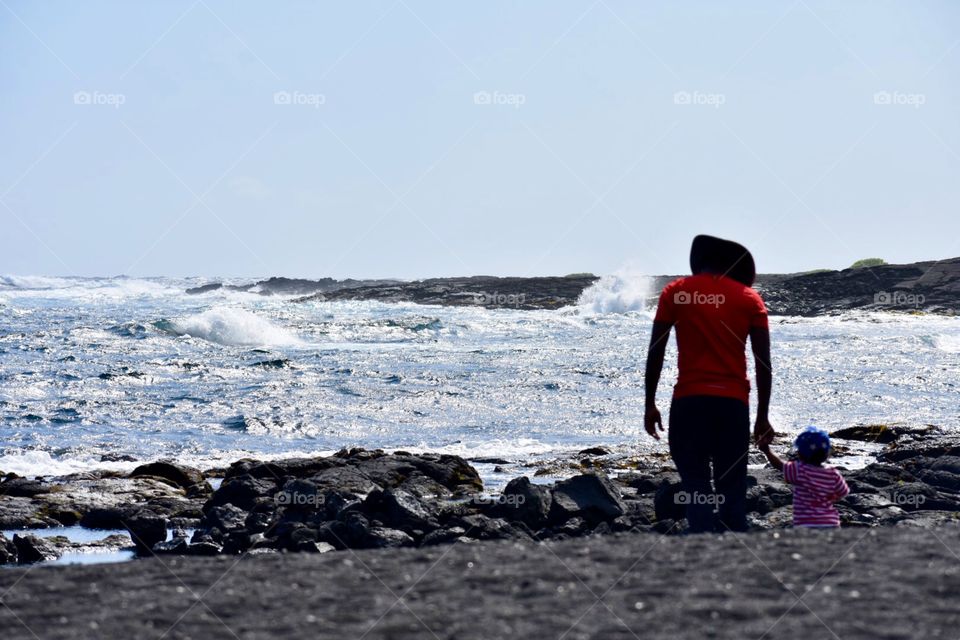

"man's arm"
[749,326,775,446]
[644,321,672,440]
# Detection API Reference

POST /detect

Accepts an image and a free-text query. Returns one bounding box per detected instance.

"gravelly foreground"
[1,525,958,639]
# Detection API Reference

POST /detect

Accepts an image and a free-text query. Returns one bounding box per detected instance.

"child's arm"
[757,441,785,471]
[828,472,850,502]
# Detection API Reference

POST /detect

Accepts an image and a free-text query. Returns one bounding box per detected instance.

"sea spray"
[576,268,653,314]
[161,307,302,347]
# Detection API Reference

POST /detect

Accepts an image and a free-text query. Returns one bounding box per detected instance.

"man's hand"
[645,405,664,440]
[754,417,775,448]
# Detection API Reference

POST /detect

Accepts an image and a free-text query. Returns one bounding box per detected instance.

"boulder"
[0,533,16,564]
[206,474,277,511]
[653,479,686,522]
[831,424,934,444]
[549,473,626,526]
[125,514,168,553]
[130,461,206,490]
[12,534,60,563]
[498,476,552,528]
[376,488,436,531]
[365,527,415,548]
[203,504,248,532]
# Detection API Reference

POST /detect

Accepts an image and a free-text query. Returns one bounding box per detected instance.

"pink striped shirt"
[783,461,849,528]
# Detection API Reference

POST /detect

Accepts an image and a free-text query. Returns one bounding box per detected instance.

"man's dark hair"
[689,235,756,286]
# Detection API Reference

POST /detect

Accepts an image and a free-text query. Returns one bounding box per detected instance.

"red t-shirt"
[653,274,768,403]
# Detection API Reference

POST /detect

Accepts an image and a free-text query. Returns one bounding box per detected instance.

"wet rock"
[153,533,190,555]
[831,424,936,444]
[12,533,60,563]
[0,477,48,498]
[376,488,436,531]
[130,461,206,491]
[188,541,223,556]
[365,527,415,548]
[653,479,686,522]
[421,526,467,546]
[206,474,277,511]
[0,533,16,564]
[203,504,248,532]
[125,514,168,553]
[0,496,60,529]
[549,473,626,525]
[578,447,611,457]
[457,514,532,541]
[498,476,552,528]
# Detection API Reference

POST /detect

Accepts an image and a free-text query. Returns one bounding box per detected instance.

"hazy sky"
[2,1,958,279]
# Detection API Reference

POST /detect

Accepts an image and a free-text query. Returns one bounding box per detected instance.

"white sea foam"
[933,334,960,353]
[576,268,653,314]
[166,307,302,347]
[0,275,181,300]
[0,450,103,477]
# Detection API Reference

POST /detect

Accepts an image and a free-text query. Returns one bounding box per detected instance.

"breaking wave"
[158,307,302,347]
[576,269,653,314]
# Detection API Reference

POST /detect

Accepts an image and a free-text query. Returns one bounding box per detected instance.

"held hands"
[754,416,775,449]
[644,405,664,440]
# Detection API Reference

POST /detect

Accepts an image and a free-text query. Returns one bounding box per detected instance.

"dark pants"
[668,395,750,533]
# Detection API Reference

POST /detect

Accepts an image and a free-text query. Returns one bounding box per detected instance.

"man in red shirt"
[644,235,775,533]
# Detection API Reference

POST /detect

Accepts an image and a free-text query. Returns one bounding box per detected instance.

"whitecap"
[162,307,302,347]
[576,267,653,314]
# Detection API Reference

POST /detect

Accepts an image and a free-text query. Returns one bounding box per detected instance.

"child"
[758,427,849,528]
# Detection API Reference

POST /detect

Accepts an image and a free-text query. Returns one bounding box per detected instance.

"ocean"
[0,273,957,480]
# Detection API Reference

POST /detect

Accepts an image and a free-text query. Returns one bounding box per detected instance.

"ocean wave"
[933,334,960,353]
[0,275,181,299]
[576,269,653,314]
[0,275,81,290]
[158,307,303,347]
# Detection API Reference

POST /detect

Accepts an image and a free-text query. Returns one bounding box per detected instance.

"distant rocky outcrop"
[754,257,960,316]
[184,257,960,314]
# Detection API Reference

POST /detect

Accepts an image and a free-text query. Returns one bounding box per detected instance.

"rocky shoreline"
[2,424,958,565]
[183,256,960,314]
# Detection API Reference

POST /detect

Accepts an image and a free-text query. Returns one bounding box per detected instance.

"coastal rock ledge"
[2,432,959,564]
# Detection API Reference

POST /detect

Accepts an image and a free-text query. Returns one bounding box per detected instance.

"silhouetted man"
[644,235,775,533]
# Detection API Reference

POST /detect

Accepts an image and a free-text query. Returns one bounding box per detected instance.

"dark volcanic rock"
[184,282,223,294]
[129,461,207,491]
[549,473,626,525]
[295,274,600,310]
[125,514,168,553]
[0,533,16,564]
[498,476,552,528]
[12,534,59,564]
[832,424,936,444]
[751,257,960,316]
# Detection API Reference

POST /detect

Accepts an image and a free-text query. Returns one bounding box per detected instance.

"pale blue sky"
[1,1,958,279]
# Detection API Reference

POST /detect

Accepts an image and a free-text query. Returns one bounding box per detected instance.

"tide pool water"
[0,274,957,477]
